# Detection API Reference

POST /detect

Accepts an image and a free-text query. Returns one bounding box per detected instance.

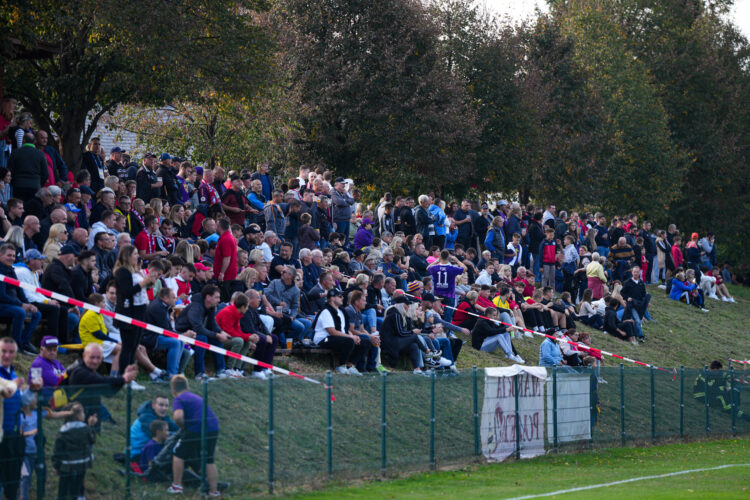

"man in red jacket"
[213,218,239,302]
[215,293,258,377]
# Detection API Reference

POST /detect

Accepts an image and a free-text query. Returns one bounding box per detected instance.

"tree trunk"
[58,110,87,176]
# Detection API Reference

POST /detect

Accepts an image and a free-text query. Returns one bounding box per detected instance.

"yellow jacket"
[78,310,109,347]
[586,261,607,283]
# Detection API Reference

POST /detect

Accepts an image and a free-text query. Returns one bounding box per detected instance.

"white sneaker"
[215,370,229,379]
[450,364,459,374]
[721,296,729,302]
[438,357,453,367]
[347,366,363,376]
[709,294,720,301]
[251,370,268,380]
[657,284,666,289]
[511,354,526,364]
[729,297,736,303]
[413,368,429,377]
[598,377,608,384]
[700,308,709,313]
[335,365,349,375]
[129,380,146,391]
[524,330,534,338]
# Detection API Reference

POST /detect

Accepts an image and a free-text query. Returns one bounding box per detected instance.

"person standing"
[167,375,223,496]
[135,153,162,204]
[113,245,159,372]
[213,218,239,302]
[7,132,48,201]
[331,177,355,244]
[51,402,97,500]
[427,250,466,324]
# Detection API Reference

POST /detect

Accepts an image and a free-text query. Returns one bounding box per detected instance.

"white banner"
[546,372,591,443]
[481,367,546,462]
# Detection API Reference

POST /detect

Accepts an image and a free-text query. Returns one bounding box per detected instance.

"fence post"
[429,369,436,470]
[730,366,737,435]
[473,366,479,457]
[35,389,45,499]
[381,371,387,477]
[326,371,333,478]
[268,373,274,495]
[552,365,558,453]
[650,366,655,442]
[200,378,208,497]
[704,365,710,434]
[679,366,684,439]
[125,382,132,499]
[589,369,595,449]
[514,374,520,460]
[620,364,625,446]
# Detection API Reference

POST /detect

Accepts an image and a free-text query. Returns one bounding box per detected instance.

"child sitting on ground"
[140,420,170,474]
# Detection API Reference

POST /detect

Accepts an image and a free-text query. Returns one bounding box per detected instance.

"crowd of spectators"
[0,96,745,496]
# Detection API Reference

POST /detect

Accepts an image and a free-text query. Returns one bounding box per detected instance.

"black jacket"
[174,293,220,339]
[71,265,93,302]
[471,318,507,350]
[0,263,28,306]
[40,258,75,301]
[8,144,48,191]
[144,299,173,349]
[136,166,159,203]
[67,362,125,418]
[240,308,270,336]
[81,151,106,192]
[114,267,143,315]
[157,164,180,206]
[52,421,96,473]
[528,220,545,255]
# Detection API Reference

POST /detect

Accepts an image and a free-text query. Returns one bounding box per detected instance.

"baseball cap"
[25,249,46,260]
[244,225,261,235]
[334,177,345,184]
[691,232,699,240]
[194,262,211,271]
[481,203,489,209]
[497,199,509,206]
[229,172,240,182]
[327,288,343,299]
[160,153,172,161]
[59,245,77,256]
[144,152,156,159]
[195,166,204,175]
[392,294,410,304]
[241,173,252,181]
[422,293,440,303]
[79,186,95,196]
[110,146,124,153]
[64,202,81,213]
[41,336,59,348]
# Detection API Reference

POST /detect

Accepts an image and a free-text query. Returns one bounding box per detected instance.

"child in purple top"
[140,420,169,472]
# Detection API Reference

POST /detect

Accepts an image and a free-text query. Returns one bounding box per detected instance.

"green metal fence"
[6,365,750,498]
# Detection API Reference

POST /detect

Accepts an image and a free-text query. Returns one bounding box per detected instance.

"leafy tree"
[280,0,479,197]
[2,0,274,171]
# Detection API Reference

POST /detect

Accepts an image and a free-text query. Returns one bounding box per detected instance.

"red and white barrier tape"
[729,359,750,365]
[0,274,330,392]
[329,267,675,377]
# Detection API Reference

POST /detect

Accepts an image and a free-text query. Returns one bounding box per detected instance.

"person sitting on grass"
[470,307,524,364]
[603,297,638,345]
[538,334,575,373]
[167,375,222,497]
[129,395,178,463]
[669,270,708,312]
[140,420,170,475]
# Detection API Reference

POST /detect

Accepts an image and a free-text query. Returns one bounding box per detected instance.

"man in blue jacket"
[0,243,41,354]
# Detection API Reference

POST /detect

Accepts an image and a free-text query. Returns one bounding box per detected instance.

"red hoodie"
[216,304,250,341]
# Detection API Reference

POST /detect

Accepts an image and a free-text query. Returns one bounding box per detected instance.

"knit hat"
[407,281,422,294]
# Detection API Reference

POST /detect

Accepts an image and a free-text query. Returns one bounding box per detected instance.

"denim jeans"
[154,336,185,375]
[613,259,630,282]
[442,297,455,324]
[19,455,35,500]
[0,303,42,347]
[335,221,350,243]
[433,337,454,363]
[480,333,513,357]
[290,317,312,341]
[532,254,541,282]
[596,246,609,258]
[193,334,226,374]
[362,308,379,333]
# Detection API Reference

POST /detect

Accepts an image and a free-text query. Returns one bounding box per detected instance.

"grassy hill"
[12,284,750,499]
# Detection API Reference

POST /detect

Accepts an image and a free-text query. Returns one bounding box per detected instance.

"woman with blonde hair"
[248,248,264,265]
[2,225,24,261]
[174,240,194,264]
[149,198,163,224]
[168,204,190,239]
[43,223,68,265]
[237,266,258,290]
